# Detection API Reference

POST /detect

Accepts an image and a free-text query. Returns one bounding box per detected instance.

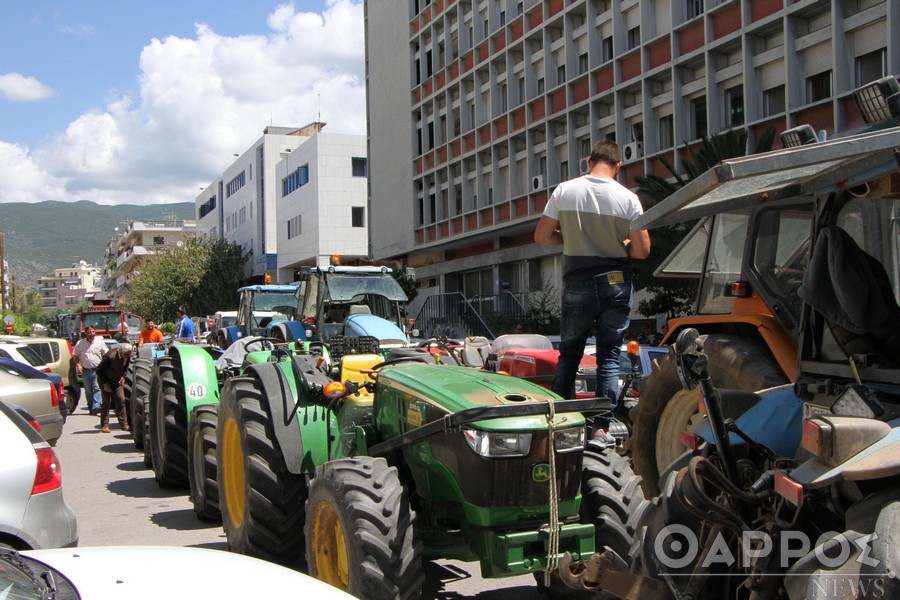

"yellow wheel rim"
[310,500,349,590]
[222,417,246,529]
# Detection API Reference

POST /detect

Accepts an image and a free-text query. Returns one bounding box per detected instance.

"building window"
[500,83,508,112]
[287,215,301,239]
[578,53,589,75]
[352,207,365,228]
[516,2,523,16]
[517,76,525,105]
[855,48,886,87]
[764,86,785,116]
[725,85,744,126]
[807,71,832,103]
[560,161,569,181]
[691,96,707,139]
[351,157,367,177]
[225,170,246,197]
[153,236,165,245]
[602,37,614,62]
[282,164,309,197]
[499,10,506,26]
[687,0,704,19]
[659,115,674,149]
[557,65,566,85]
[627,26,640,50]
[537,77,545,94]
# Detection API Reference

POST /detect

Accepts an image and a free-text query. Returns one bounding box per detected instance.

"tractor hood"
[375,363,585,430]
[633,126,900,230]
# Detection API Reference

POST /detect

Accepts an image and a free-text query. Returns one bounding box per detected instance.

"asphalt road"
[54,406,549,599]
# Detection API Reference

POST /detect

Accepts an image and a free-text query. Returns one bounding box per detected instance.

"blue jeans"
[81,367,102,411]
[551,270,633,405]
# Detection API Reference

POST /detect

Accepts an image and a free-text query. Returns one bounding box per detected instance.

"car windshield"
[82,312,122,331]
[254,292,298,312]
[0,550,75,600]
[221,316,237,327]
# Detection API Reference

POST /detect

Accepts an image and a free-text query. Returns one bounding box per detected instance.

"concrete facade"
[365,0,899,308]
[196,124,367,283]
[38,261,101,310]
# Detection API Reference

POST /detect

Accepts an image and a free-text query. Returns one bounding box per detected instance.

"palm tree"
[631,127,776,319]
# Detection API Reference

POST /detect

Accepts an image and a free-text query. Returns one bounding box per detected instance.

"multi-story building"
[365,0,898,323]
[275,132,370,279]
[37,261,101,310]
[196,123,369,283]
[106,220,197,301]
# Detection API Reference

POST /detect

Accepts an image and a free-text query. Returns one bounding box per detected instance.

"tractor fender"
[268,320,307,342]
[223,325,242,347]
[691,384,802,457]
[244,362,305,475]
[167,345,219,419]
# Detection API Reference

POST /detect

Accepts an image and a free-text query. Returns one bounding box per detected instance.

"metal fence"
[413,292,495,339]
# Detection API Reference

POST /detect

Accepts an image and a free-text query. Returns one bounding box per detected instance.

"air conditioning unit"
[579,157,590,174]
[531,175,545,191]
[622,141,643,162]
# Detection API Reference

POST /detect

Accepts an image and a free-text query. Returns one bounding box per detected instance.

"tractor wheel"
[130,359,152,450]
[630,334,788,496]
[217,375,308,568]
[536,446,649,599]
[305,457,424,599]
[148,357,189,488]
[188,404,220,522]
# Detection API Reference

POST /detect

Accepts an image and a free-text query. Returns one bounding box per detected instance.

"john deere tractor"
[216,340,648,599]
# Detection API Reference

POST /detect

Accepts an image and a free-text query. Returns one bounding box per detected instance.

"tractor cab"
[295,265,410,347]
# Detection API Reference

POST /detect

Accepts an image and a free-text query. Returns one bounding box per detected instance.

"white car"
[0,340,50,372]
[0,400,78,550]
[2,546,356,599]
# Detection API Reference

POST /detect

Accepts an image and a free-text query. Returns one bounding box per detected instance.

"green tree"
[127,238,247,323]
[391,266,418,303]
[632,127,776,318]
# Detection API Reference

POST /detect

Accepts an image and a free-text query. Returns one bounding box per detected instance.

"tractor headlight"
[554,427,586,453]
[573,378,588,394]
[462,427,533,457]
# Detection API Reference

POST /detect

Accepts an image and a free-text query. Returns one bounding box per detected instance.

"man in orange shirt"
[139,319,164,346]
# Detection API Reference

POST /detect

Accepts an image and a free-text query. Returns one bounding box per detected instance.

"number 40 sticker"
[187,383,207,400]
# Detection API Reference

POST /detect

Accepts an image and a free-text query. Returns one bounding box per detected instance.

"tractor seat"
[462,336,491,367]
[348,305,372,316]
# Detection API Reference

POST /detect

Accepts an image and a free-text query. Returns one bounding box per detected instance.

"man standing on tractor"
[534,139,651,405]
[175,307,194,339]
[139,319,163,346]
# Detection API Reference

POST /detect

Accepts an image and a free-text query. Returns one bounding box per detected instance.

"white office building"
[197,123,369,283]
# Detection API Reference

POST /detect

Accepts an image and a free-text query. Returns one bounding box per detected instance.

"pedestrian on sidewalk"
[96,344,132,433]
[72,325,107,415]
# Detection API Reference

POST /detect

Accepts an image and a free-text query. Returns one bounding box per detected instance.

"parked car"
[0,358,67,420]
[0,399,77,549]
[2,546,354,599]
[0,335,80,414]
[0,340,49,372]
[0,367,64,445]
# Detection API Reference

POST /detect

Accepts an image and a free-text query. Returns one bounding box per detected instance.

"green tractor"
[216,342,648,598]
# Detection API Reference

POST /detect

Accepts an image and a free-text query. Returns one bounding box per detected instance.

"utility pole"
[0,233,6,312]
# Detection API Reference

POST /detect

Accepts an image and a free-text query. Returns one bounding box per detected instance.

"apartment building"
[196,123,368,283]
[38,260,100,310]
[365,0,898,316]
[104,220,197,301]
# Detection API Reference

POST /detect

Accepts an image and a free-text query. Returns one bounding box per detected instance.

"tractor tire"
[535,446,649,599]
[306,457,424,600]
[217,375,308,568]
[148,357,189,488]
[859,496,900,599]
[188,404,220,522]
[630,334,788,496]
[130,359,152,450]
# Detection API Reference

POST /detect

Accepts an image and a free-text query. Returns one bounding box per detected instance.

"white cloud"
[0,0,366,205]
[0,73,56,102]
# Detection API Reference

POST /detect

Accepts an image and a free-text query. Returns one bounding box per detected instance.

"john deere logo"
[532,464,551,482]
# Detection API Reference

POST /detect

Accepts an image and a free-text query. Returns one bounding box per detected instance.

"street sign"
[3,315,13,325]
[5,324,13,332]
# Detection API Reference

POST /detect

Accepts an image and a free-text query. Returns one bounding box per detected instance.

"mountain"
[0,201,196,289]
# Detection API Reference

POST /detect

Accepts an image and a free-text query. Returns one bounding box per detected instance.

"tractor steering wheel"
[363,355,432,379]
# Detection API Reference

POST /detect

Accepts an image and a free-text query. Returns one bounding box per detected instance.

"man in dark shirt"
[96,345,132,433]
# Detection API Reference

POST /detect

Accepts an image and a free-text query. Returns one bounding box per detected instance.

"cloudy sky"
[0,0,366,205]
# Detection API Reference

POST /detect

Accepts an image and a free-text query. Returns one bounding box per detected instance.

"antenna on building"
[318,93,321,122]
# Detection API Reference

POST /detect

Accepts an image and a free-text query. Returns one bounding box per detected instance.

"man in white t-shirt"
[534,140,651,407]
[72,325,109,415]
